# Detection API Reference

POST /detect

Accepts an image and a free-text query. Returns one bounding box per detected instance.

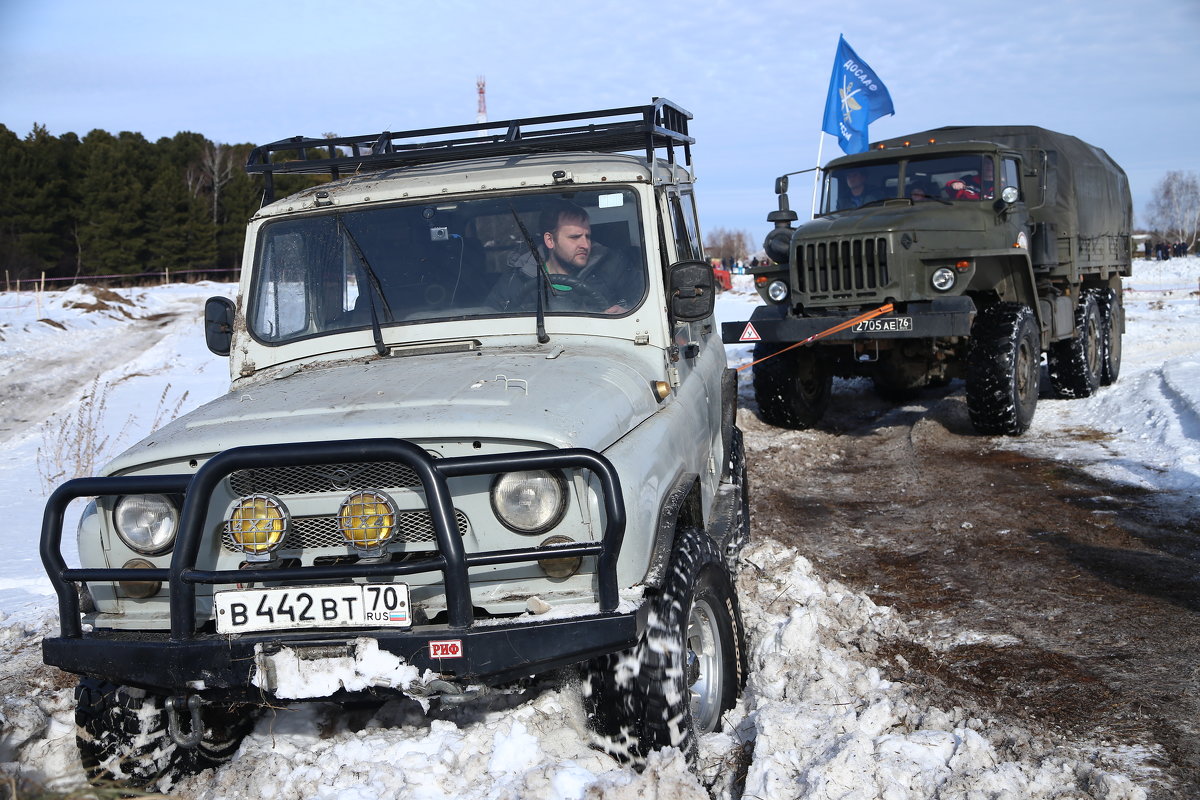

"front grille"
[222,509,470,552]
[797,237,890,300]
[230,462,421,495]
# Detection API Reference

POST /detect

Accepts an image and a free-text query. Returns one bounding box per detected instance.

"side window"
[1002,158,1022,201]
[669,190,703,261]
[679,191,703,259]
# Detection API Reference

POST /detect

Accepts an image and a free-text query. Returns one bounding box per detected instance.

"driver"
[946,158,995,200]
[489,199,630,314]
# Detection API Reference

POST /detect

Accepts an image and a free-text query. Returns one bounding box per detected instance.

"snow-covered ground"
[1,259,1197,798]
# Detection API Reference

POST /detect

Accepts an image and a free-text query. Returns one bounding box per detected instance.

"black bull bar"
[40,439,636,691]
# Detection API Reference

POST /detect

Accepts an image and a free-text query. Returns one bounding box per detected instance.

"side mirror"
[668,260,716,323]
[205,296,235,356]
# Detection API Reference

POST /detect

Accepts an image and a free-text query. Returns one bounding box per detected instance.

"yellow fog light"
[119,558,161,599]
[226,494,289,556]
[338,490,398,553]
[538,535,582,579]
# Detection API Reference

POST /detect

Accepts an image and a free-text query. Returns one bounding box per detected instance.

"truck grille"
[221,509,469,552]
[796,237,890,300]
[225,460,469,552]
[230,462,420,495]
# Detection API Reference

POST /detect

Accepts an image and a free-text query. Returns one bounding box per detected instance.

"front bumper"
[41,438,630,695]
[721,296,976,344]
[43,611,638,697]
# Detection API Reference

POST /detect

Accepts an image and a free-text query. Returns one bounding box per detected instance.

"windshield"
[821,154,994,213]
[249,188,647,345]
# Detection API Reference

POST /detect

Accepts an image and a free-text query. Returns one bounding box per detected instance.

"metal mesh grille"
[798,237,890,298]
[229,462,421,496]
[222,509,469,552]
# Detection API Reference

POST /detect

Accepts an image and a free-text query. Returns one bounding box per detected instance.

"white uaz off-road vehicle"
[40,100,749,784]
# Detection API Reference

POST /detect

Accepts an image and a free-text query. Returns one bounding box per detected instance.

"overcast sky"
[2,0,1198,239]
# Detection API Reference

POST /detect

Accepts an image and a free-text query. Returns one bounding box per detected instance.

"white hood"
[105,344,662,473]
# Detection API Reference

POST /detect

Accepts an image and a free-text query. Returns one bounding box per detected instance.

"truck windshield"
[822,154,993,213]
[248,188,647,345]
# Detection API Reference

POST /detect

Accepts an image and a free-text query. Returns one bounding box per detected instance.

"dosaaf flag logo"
[821,36,894,155]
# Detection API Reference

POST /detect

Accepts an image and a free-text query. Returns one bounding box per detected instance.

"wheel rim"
[1084,311,1101,380]
[1015,335,1036,405]
[686,596,724,733]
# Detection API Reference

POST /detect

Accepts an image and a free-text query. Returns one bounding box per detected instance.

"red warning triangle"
[739,322,761,342]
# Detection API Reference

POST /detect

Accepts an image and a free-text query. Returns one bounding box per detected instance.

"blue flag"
[821,36,894,155]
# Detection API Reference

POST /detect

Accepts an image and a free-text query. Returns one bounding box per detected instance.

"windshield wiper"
[337,215,391,356]
[508,204,550,344]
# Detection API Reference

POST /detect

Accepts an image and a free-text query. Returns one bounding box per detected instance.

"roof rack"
[245,98,693,202]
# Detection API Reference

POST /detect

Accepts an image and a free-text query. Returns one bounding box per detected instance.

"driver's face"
[545,220,592,273]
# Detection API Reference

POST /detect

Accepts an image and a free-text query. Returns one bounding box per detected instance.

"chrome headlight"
[931,267,956,292]
[767,279,789,303]
[338,490,398,553]
[113,494,178,554]
[491,470,568,534]
[225,494,289,556]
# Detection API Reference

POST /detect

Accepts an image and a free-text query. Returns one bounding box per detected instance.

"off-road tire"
[751,343,832,429]
[966,303,1040,435]
[1047,291,1102,398]
[1092,287,1123,385]
[584,527,746,767]
[75,679,253,786]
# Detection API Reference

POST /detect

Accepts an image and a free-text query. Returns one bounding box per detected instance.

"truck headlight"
[491,470,568,534]
[225,494,289,555]
[931,267,956,292]
[767,280,789,303]
[113,494,178,554]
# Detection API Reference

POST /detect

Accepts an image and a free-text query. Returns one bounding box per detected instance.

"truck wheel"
[75,680,252,786]
[1047,292,1102,398]
[966,303,1040,435]
[584,527,746,767]
[751,343,832,428]
[1092,288,1123,385]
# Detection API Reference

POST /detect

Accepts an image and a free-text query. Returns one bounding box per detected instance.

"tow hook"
[164,694,204,748]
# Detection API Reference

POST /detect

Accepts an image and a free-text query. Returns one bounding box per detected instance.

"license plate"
[215,584,412,634]
[852,316,913,333]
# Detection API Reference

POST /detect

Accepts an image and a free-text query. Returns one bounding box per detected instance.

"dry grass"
[36,380,189,492]
[0,773,173,800]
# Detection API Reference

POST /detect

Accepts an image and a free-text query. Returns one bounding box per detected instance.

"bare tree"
[1145,170,1200,248]
[199,142,235,225]
[704,227,751,264]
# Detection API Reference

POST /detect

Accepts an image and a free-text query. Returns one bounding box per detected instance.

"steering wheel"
[545,273,610,310]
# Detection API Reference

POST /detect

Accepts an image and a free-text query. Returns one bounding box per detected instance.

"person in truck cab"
[946,158,995,200]
[836,168,882,209]
[488,199,632,314]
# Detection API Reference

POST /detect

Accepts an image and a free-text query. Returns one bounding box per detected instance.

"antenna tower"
[476,76,487,123]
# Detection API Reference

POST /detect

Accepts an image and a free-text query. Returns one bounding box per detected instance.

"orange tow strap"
[736,303,895,371]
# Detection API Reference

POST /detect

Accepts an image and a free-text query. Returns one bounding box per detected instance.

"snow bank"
[4,269,1194,798]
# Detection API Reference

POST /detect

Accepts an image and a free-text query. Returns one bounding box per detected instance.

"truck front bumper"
[43,610,639,698]
[722,296,976,344]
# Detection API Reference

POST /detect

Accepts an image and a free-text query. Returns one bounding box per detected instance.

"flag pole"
[810,133,826,220]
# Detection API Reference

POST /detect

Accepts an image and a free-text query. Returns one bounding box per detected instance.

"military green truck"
[40,100,749,785]
[723,125,1132,435]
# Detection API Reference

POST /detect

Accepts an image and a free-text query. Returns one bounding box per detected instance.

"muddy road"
[741,380,1200,799]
